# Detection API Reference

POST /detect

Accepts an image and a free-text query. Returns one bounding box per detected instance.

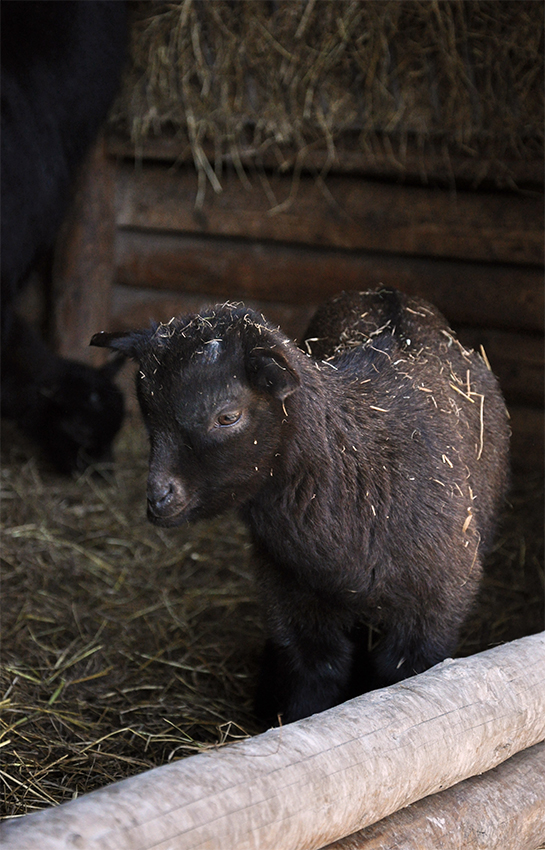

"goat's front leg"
[254,567,355,725]
[370,612,462,687]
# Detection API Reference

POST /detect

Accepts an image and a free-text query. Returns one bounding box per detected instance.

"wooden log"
[323,742,545,850]
[115,162,544,266]
[1,632,544,850]
[50,136,116,365]
[116,229,544,332]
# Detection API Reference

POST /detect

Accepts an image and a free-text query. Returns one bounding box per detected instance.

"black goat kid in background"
[1,1,127,472]
[92,288,510,724]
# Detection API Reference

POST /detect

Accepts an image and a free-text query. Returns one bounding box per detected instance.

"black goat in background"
[92,288,510,725]
[1,1,127,473]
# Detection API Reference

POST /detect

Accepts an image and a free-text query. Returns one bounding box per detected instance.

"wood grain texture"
[106,134,545,190]
[455,327,544,406]
[51,137,116,365]
[323,742,545,850]
[115,230,544,332]
[115,162,544,266]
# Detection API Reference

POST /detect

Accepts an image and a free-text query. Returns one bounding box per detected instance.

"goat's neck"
[274,359,366,484]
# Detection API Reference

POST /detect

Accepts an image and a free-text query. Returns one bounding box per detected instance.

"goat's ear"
[248,347,300,402]
[90,329,152,361]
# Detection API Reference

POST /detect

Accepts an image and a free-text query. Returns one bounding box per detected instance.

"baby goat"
[2,313,124,474]
[92,288,510,724]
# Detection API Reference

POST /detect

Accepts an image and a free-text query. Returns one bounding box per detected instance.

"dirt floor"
[1,401,543,818]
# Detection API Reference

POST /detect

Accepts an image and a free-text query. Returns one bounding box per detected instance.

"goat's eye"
[216,410,242,427]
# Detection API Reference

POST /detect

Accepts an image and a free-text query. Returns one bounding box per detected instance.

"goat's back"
[302,288,510,556]
[303,288,449,360]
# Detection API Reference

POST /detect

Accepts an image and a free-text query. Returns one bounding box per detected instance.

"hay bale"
[109,0,544,185]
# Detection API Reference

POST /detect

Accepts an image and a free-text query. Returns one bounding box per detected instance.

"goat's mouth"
[146,496,197,526]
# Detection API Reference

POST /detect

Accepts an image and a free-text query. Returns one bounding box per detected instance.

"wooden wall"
[50,138,544,468]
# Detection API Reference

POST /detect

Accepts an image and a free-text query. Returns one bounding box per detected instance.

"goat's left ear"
[248,347,300,402]
[90,329,153,361]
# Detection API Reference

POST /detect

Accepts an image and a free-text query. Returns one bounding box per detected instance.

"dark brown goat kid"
[92,288,510,724]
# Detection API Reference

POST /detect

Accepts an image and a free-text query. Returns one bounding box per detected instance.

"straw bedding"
[1,397,543,817]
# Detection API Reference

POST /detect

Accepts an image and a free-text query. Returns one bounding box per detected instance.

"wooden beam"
[115,229,544,332]
[115,162,544,266]
[106,133,545,190]
[455,327,544,406]
[323,742,545,850]
[50,137,116,365]
[2,632,544,850]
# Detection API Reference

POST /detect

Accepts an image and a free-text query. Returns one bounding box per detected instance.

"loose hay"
[1,410,543,818]
[1,416,262,816]
[109,0,544,186]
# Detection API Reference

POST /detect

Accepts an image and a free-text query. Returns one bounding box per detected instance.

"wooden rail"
[2,632,544,850]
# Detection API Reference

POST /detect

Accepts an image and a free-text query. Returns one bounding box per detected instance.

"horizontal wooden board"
[115,229,544,332]
[456,327,544,406]
[110,284,315,342]
[508,406,544,470]
[111,283,544,469]
[107,133,545,189]
[115,162,544,266]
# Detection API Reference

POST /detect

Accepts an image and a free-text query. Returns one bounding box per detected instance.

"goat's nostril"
[147,476,187,518]
[155,482,174,507]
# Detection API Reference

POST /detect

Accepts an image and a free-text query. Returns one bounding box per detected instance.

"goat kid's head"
[91,306,300,526]
[33,356,125,474]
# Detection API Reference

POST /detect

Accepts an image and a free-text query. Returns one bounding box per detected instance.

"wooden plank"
[2,633,545,850]
[51,137,115,365]
[509,406,544,471]
[107,133,545,189]
[323,742,545,850]
[115,229,544,331]
[115,162,544,266]
[109,283,543,405]
[110,284,315,342]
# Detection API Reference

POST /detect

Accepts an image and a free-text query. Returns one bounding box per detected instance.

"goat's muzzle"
[146,475,191,524]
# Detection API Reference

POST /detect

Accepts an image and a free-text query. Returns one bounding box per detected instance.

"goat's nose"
[148,480,174,508]
[147,476,187,518]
